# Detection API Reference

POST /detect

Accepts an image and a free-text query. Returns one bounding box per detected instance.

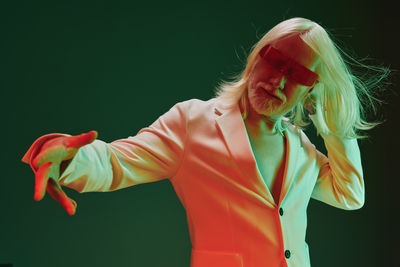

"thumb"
[66,130,98,149]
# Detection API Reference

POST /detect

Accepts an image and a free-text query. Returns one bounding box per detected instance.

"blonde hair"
[215,17,389,139]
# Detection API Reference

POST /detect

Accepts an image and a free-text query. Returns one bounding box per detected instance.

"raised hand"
[24,130,98,215]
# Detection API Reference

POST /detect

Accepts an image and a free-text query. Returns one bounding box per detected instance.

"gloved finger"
[34,161,52,201]
[32,150,50,170]
[66,130,98,149]
[46,179,77,216]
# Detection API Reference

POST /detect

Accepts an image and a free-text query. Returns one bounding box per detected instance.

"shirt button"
[285,250,291,259]
[279,207,284,216]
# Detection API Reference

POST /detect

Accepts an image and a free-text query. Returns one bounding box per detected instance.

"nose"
[269,73,285,90]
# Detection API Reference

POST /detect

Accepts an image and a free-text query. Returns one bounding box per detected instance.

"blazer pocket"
[190,249,243,267]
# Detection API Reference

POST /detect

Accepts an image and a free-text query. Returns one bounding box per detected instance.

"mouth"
[259,86,282,101]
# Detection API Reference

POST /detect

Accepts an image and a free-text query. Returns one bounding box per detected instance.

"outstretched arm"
[22,101,189,214]
[59,101,188,193]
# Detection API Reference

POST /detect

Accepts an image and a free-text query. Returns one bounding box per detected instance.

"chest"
[247,132,287,195]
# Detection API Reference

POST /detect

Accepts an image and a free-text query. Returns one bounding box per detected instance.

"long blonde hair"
[215,17,389,139]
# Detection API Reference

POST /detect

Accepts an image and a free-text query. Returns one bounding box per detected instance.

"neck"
[244,101,283,136]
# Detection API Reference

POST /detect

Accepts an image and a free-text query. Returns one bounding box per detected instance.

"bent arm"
[311,134,365,210]
[58,102,188,193]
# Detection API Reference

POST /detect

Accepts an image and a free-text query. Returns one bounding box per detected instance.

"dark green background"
[1,0,398,266]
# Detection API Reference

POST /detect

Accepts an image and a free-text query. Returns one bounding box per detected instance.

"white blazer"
[23,97,365,267]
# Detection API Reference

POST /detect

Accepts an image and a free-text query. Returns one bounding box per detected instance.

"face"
[247,33,319,118]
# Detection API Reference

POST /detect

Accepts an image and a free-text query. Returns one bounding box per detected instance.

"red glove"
[22,131,98,215]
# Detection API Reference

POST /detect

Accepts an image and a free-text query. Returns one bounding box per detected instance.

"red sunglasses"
[258,45,319,87]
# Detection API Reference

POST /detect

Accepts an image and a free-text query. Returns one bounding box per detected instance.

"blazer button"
[279,207,284,216]
[285,250,291,259]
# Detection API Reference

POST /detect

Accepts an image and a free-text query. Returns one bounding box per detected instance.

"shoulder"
[282,118,302,138]
[283,119,315,149]
[175,98,216,108]
[172,98,218,116]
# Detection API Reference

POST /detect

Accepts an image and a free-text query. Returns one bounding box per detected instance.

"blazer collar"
[213,98,301,208]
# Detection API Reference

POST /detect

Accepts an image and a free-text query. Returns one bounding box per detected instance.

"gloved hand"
[21,130,98,215]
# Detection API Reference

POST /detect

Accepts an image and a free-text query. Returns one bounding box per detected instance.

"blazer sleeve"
[310,134,365,210]
[57,101,188,193]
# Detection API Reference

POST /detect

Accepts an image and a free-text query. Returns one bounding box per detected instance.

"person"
[21,17,387,267]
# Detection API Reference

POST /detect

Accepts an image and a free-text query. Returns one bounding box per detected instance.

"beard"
[247,86,283,116]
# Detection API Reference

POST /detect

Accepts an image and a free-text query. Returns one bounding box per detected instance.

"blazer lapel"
[214,100,301,209]
[214,102,274,207]
[277,122,301,206]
